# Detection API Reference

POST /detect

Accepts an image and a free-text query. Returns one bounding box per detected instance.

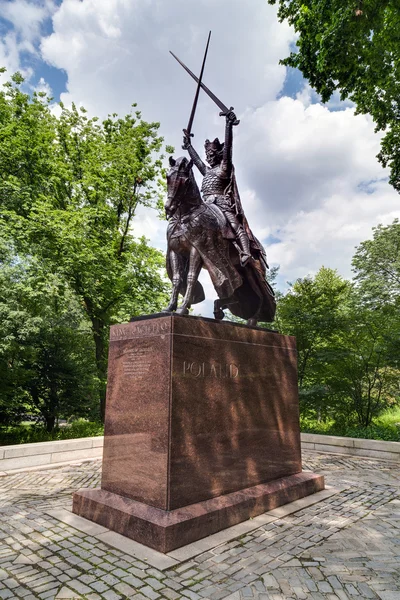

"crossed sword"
[170,31,239,143]
[170,34,249,264]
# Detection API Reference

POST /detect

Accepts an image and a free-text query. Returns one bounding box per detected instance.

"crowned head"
[205,137,224,167]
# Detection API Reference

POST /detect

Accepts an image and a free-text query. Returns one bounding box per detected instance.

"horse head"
[165,156,199,218]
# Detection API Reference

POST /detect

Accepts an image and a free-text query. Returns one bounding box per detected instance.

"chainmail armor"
[201,166,229,197]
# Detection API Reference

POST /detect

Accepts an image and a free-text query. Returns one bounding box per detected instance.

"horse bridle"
[166,171,197,220]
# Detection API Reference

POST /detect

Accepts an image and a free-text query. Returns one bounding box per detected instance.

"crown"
[204,137,224,152]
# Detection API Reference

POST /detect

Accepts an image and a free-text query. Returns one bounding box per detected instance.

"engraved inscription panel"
[101,317,172,509]
[123,347,153,379]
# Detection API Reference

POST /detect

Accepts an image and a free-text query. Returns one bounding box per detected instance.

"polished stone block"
[74,313,324,551]
[169,316,301,509]
[100,315,172,508]
[73,471,325,553]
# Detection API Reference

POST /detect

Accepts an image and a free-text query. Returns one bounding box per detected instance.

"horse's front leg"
[162,250,183,312]
[176,247,202,315]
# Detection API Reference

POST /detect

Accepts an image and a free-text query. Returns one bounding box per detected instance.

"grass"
[300,405,400,442]
[376,406,400,427]
[0,419,104,446]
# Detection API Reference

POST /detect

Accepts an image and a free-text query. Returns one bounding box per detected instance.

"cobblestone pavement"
[0,451,399,600]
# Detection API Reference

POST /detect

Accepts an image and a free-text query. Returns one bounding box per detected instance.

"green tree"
[352,219,400,306]
[268,1,400,191]
[0,73,170,419]
[276,266,400,425]
[276,266,350,395]
[325,299,400,426]
[0,239,32,425]
[23,304,99,432]
[0,241,98,430]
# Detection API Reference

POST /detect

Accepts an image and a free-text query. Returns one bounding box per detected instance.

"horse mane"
[169,156,201,198]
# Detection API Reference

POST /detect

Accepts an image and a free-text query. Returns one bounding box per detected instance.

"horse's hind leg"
[176,247,202,315]
[247,318,258,327]
[214,299,226,320]
[162,250,183,312]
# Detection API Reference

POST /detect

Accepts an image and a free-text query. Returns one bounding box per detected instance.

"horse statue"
[163,156,276,326]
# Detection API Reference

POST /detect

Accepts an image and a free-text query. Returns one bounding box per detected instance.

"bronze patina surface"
[163,39,276,326]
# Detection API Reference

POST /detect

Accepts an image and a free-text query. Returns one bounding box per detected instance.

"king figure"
[182,110,252,266]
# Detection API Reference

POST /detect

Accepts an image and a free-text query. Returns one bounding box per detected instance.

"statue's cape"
[221,170,276,320]
[225,168,269,269]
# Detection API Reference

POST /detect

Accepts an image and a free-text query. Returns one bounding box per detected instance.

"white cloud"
[0,0,55,44]
[268,181,399,284]
[34,76,52,97]
[296,83,355,111]
[41,0,296,148]
[234,97,399,284]
[0,0,56,84]
[0,32,22,84]
[236,98,385,223]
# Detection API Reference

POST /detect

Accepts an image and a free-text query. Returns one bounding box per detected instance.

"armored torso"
[201,166,229,197]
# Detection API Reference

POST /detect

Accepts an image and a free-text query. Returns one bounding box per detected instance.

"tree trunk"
[45,414,56,433]
[91,316,108,423]
[84,295,109,423]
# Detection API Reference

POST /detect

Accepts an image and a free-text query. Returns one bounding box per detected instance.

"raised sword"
[183,31,211,141]
[170,49,240,125]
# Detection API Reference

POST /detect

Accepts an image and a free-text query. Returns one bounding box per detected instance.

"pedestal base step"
[73,471,324,553]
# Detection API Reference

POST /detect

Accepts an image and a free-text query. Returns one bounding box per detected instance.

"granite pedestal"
[73,314,324,552]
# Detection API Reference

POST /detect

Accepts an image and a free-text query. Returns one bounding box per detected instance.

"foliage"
[352,219,400,306]
[0,240,99,430]
[376,405,400,428]
[275,266,351,389]
[276,266,400,426]
[0,419,104,446]
[268,0,400,191]
[0,72,170,420]
[323,300,400,426]
[300,405,400,442]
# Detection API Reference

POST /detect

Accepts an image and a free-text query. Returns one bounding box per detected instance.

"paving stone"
[115,581,138,596]
[145,568,165,580]
[0,452,399,600]
[102,590,122,600]
[55,588,82,599]
[140,585,161,599]
[121,574,144,588]
[163,590,181,600]
[34,580,60,594]
[90,581,109,593]
[145,577,164,590]
[181,590,202,600]
[67,579,92,594]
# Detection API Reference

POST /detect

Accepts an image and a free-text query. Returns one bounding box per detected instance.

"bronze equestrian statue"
[183,110,252,267]
[164,35,276,326]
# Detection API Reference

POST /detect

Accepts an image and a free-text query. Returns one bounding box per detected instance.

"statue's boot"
[237,228,252,266]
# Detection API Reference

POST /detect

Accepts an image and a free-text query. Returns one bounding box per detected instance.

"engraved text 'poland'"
[183,361,239,378]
